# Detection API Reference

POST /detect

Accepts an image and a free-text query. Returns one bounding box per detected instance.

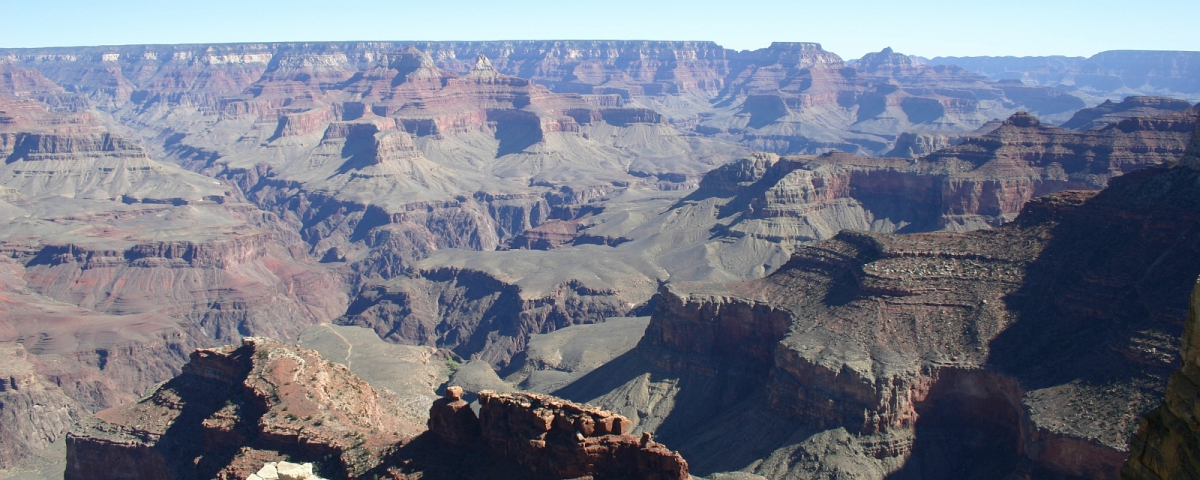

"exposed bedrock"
[1060,96,1194,131]
[691,108,1196,246]
[339,266,637,369]
[64,337,430,480]
[426,389,690,479]
[622,150,1200,479]
[1123,279,1200,480]
[1121,114,1200,480]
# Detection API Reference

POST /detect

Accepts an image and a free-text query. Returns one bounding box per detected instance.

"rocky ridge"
[425,387,689,479]
[540,117,1200,479]
[928,51,1200,104]
[1059,96,1194,131]
[65,337,426,480]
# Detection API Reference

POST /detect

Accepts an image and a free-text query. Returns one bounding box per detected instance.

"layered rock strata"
[623,146,1200,478]
[427,389,690,479]
[65,337,425,480]
[1059,96,1193,131]
[0,94,346,469]
[688,107,1196,251]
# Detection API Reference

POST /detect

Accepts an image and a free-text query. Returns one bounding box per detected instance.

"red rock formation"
[426,386,478,446]
[65,337,424,480]
[0,93,347,469]
[426,389,690,479]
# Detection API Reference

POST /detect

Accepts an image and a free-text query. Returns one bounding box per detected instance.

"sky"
[2,0,1198,59]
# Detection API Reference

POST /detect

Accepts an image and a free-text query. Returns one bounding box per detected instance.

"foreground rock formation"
[1123,279,1200,479]
[425,388,689,480]
[247,461,327,480]
[65,337,425,479]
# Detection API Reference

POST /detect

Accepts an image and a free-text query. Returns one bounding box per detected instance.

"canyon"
[0,39,1198,479]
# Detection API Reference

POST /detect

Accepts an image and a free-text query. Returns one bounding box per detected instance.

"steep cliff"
[1122,279,1200,480]
[552,137,1200,479]
[1121,113,1200,480]
[698,45,1085,155]
[1059,96,1193,131]
[65,337,428,480]
[420,388,689,479]
[684,107,1196,249]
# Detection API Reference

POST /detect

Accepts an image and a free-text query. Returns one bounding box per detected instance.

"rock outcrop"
[65,337,425,480]
[247,461,327,480]
[1122,278,1200,480]
[580,132,1200,478]
[1121,114,1200,480]
[427,389,690,479]
[0,95,346,469]
[686,107,1196,250]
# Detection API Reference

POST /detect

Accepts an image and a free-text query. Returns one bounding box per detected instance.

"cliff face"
[1121,114,1200,480]
[1122,279,1200,480]
[686,108,1196,250]
[1059,96,1194,131]
[617,148,1200,478]
[339,265,644,369]
[0,89,347,469]
[698,45,1085,155]
[65,337,427,480]
[424,388,689,480]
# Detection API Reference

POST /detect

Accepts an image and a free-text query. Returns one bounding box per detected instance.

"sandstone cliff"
[1059,96,1194,131]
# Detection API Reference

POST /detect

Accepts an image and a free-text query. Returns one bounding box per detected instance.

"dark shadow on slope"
[988,163,1200,391]
[493,115,543,157]
[884,370,1024,480]
[332,134,378,176]
[151,375,241,480]
[367,432,549,480]
[552,344,783,476]
[742,95,790,130]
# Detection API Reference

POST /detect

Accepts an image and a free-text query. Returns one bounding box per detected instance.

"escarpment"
[424,388,689,479]
[339,265,646,369]
[1121,112,1200,480]
[0,89,347,470]
[621,150,1200,479]
[687,107,1196,249]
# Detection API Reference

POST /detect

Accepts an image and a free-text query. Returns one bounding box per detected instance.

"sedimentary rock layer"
[623,144,1200,478]
[65,337,426,480]
[426,387,689,480]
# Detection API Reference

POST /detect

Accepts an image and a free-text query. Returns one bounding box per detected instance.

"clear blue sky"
[2,0,1197,59]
